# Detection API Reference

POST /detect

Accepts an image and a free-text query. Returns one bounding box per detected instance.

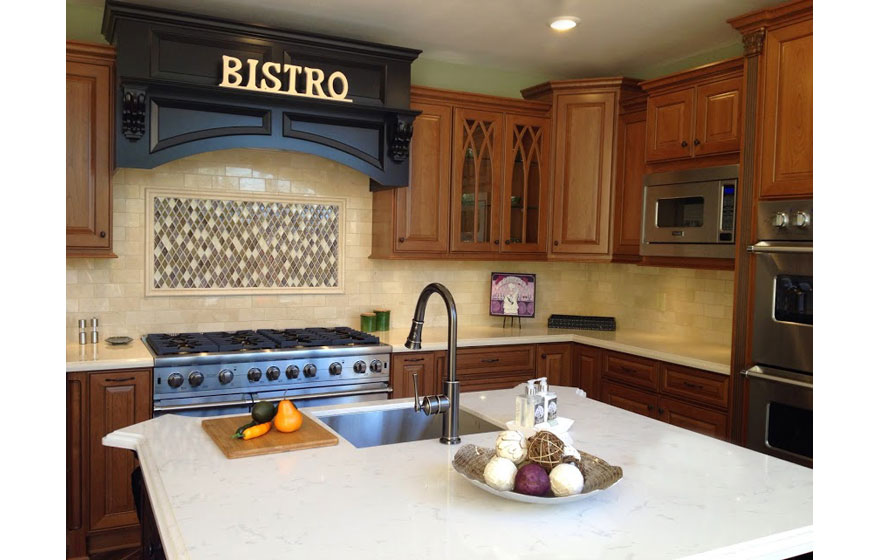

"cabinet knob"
[658,408,665,414]
[541,353,547,359]
[494,240,500,245]
[99,231,107,238]
[398,237,405,243]
[693,138,701,146]
[553,240,559,246]
[680,140,688,148]
[505,240,511,245]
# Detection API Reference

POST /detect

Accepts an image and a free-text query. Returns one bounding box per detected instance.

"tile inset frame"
[145,188,345,296]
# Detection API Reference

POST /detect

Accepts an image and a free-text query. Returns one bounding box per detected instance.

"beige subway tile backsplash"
[66,148,733,345]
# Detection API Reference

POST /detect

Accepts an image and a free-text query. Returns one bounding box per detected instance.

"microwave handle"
[747,242,812,254]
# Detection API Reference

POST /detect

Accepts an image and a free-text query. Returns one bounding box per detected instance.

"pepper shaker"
[90,317,99,344]
[78,319,88,345]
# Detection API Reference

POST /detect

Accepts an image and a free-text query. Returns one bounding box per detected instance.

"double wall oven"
[744,200,813,467]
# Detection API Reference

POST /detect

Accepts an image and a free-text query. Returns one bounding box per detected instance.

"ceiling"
[72,0,779,78]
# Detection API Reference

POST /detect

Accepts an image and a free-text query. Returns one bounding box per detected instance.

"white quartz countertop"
[378,326,731,374]
[104,387,812,559]
[66,338,154,372]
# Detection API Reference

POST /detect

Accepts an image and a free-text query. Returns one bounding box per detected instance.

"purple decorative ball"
[514,463,551,496]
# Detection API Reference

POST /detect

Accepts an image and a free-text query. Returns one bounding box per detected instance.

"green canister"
[374,309,390,331]
[360,312,377,332]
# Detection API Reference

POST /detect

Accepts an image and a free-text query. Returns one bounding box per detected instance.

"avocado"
[251,401,276,423]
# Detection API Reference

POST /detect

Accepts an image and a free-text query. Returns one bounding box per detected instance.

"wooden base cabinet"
[391,353,437,399]
[66,41,116,258]
[536,343,572,386]
[66,368,152,558]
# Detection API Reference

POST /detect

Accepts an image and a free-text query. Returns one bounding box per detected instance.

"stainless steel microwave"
[640,165,738,259]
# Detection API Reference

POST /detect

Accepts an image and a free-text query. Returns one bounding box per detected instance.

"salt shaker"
[90,317,99,344]
[78,319,88,345]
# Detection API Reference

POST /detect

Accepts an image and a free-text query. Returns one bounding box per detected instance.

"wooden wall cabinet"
[66,368,152,558]
[642,58,744,164]
[372,87,550,260]
[67,41,116,258]
[612,100,647,262]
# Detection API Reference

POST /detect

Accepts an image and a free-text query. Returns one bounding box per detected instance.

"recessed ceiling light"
[549,16,580,31]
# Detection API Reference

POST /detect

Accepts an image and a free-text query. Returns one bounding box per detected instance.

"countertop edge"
[103,428,190,560]
[66,357,155,373]
[679,525,813,560]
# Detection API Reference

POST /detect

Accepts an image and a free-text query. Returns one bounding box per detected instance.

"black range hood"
[101,1,421,189]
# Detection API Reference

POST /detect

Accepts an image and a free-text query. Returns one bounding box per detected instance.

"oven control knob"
[771,212,789,228]
[266,366,281,381]
[247,368,262,382]
[167,372,184,388]
[370,360,383,374]
[303,364,317,378]
[793,211,810,228]
[353,360,367,374]
[329,362,343,375]
[188,371,204,387]
[286,365,300,379]
[218,369,234,384]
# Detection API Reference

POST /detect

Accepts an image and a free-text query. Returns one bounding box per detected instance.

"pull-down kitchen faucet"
[405,283,460,444]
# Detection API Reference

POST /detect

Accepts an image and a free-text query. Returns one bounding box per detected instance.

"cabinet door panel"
[573,344,602,399]
[601,381,659,419]
[759,20,813,198]
[695,77,742,156]
[613,111,646,258]
[659,397,728,439]
[502,114,550,253]
[67,373,89,558]
[645,89,694,162]
[89,370,151,532]
[450,108,503,253]
[394,102,451,253]
[537,343,572,386]
[391,353,435,399]
[551,92,616,254]
[67,60,112,252]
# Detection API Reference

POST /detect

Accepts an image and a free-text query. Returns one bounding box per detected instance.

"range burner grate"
[146,327,381,355]
[145,333,218,356]
[204,331,276,352]
[258,327,381,348]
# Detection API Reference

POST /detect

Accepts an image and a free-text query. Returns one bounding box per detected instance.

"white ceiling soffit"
[85,0,781,77]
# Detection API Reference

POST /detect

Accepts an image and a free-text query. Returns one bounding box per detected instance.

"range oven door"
[744,366,812,468]
[750,243,813,373]
[153,382,392,418]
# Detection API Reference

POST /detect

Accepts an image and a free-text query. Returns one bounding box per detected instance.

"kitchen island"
[104,386,812,559]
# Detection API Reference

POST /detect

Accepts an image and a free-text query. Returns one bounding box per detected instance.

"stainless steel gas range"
[145,328,391,417]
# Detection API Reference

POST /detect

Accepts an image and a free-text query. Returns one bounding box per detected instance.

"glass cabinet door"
[502,114,549,253]
[451,108,502,253]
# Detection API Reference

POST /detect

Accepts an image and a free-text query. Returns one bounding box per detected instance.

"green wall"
[67,2,741,97]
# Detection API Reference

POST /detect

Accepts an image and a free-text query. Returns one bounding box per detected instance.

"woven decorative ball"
[526,431,566,472]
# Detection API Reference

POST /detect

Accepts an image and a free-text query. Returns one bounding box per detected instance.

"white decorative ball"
[483,456,518,491]
[495,430,527,464]
[549,463,585,497]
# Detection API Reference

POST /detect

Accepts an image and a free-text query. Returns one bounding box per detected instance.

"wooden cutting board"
[201,414,339,459]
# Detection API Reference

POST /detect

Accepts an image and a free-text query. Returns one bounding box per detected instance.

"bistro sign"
[218,55,352,103]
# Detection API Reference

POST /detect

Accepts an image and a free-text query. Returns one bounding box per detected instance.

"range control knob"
[266,366,281,381]
[793,211,810,228]
[329,362,343,375]
[188,371,204,387]
[353,360,367,374]
[167,372,184,388]
[286,365,300,379]
[218,369,234,385]
[369,360,384,374]
[247,368,262,382]
[303,364,317,378]
[771,211,789,228]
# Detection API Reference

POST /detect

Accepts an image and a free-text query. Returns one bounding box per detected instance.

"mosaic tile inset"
[147,190,343,295]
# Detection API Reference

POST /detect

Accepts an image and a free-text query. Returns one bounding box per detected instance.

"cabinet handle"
[106,377,134,383]
[100,231,107,238]
[680,140,688,148]
[505,240,511,245]
[621,366,638,375]
[398,237,405,243]
[693,138,701,146]
[658,408,665,414]
[647,405,654,411]
[683,381,704,390]
[404,358,424,363]
[553,240,559,246]
[481,358,500,363]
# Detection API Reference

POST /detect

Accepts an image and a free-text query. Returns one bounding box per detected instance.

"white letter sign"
[218,55,353,103]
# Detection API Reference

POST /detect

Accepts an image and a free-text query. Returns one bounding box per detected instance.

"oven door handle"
[747,242,812,254]
[741,366,813,389]
[153,387,393,412]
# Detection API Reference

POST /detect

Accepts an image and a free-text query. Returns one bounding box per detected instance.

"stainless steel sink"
[318,406,502,448]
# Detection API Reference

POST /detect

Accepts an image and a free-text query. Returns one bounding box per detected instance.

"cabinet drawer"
[602,352,659,391]
[659,397,728,439]
[459,372,536,393]
[661,364,729,409]
[454,345,536,375]
[601,381,659,419]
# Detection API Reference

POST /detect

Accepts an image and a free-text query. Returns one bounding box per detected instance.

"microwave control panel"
[719,182,736,241]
